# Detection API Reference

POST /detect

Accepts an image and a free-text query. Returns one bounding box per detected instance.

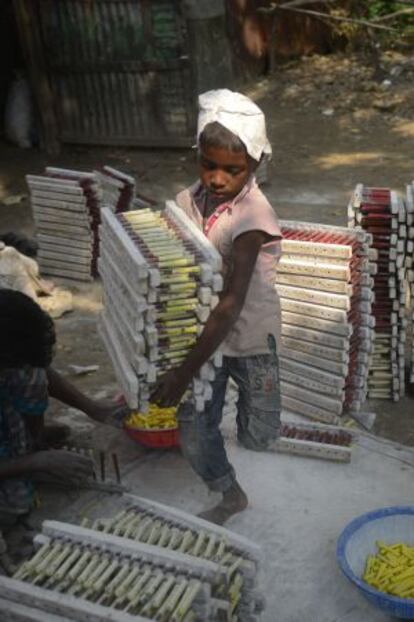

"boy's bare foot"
[198,481,248,525]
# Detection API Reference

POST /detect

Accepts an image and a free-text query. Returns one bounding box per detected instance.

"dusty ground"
[0,49,414,449]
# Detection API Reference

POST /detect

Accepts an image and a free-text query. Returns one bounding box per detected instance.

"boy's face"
[199,145,251,202]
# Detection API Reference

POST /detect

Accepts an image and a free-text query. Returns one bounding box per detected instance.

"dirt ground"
[0,49,414,449]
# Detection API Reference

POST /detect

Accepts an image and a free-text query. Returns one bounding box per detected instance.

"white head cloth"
[197,89,272,162]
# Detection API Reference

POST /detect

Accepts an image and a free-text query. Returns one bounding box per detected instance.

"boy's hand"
[85,400,129,428]
[46,368,128,428]
[150,368,191,408]
[29,450,94,485]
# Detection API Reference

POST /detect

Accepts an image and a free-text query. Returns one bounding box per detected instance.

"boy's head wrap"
[197,89,272,162]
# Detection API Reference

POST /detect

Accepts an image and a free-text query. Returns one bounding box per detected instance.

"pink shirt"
[176,177,282,357]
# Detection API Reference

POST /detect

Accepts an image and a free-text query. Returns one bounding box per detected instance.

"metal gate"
[35,0,196,147]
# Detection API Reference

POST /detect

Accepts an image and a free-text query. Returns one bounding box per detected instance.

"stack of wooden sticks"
[98,203,223,412]
[1,494,265,621]
[276,220,375,423]
[348,185,408,400]
[27,166,135,282]
[405,182,414,385]
[93,166,136,215]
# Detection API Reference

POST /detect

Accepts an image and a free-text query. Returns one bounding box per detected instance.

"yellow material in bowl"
[363,541,414,599]
[125,404,178,431]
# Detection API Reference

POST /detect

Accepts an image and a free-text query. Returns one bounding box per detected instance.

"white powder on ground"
[37,400,413,622]
[121,413,413,622]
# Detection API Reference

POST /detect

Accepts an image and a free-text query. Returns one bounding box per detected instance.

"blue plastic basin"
[337,506,414,619]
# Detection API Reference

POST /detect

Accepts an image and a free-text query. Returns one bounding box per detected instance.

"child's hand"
[29,450,94,485]
[150,368,191,408]
[86,400,129,428]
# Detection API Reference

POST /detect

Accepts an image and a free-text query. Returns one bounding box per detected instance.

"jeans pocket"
[245,356,280,413]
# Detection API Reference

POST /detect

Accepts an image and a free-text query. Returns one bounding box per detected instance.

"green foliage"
[347,0,414,40]
[366,1,399,19]
[324,0,414,50]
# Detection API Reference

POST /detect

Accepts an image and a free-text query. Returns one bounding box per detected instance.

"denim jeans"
[178,353,281,493]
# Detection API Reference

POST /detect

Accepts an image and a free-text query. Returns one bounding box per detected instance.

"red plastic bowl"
[124,424,180,449]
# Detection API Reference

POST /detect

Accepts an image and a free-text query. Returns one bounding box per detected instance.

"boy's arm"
[47,367,126,427]
[0,450,93,484]
[0,455,36,479]
[150,230,267,407]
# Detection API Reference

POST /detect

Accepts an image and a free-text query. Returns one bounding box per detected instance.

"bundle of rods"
[27,166,134,282]
[98,203,223,412]
[348,185,408,400]
[280,424,352,447]
[405,183,414,385]
[13,538,210,621]
[276,220,375,422]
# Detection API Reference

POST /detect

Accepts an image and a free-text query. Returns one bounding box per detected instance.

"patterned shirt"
[0,367,48,510]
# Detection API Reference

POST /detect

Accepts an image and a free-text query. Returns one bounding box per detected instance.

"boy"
[151,90,282,524]
[0,289,125,528]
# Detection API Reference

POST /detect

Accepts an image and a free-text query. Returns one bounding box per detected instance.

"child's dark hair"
[199,121,259,167]
[0,289,56,369]
[199,122,246,154]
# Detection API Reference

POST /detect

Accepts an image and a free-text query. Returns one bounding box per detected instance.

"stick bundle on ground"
[348,185,408,400]
[276,220,375,422]
[1,495,265,621]
[26,166,135,282]
[98,202,223,412]
[276,421,353,462]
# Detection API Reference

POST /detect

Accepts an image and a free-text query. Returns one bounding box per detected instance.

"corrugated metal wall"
[37,0,196,146]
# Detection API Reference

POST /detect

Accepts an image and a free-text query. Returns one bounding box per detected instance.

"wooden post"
[270,13,278,74]
[182,0,234,94]
[13,0,60,154]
